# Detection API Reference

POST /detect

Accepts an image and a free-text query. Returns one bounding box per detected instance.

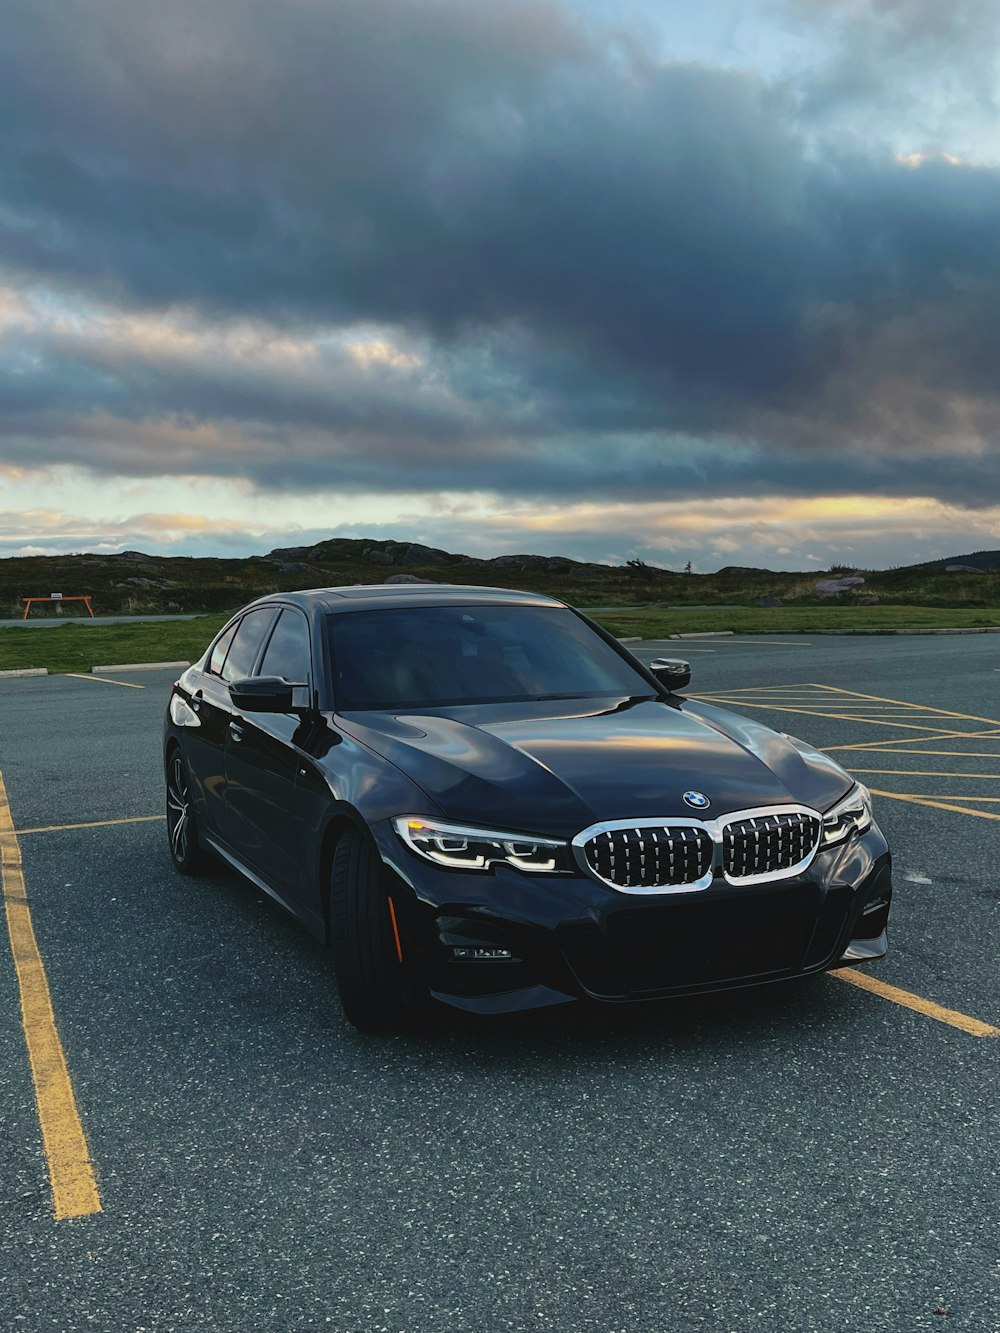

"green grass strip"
[2,604,1000,676]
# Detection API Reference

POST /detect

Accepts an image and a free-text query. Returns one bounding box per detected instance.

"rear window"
[328,604,649,710]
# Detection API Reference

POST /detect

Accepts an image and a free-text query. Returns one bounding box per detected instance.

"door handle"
[229,721,245,743]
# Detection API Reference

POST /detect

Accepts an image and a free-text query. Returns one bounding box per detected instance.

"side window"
[208,620,240,677]
[259,609,311,684]
[220,608,278,683]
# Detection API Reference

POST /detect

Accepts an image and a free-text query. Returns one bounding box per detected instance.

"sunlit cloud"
[2,0,1000,570]
[2,484,996,573]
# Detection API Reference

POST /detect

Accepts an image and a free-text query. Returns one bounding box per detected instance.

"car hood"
[338,696,853,838]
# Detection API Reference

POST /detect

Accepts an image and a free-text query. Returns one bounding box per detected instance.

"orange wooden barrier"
[22,595,95,619]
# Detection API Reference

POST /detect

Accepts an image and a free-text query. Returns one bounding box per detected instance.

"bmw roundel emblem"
[683,790,711,810]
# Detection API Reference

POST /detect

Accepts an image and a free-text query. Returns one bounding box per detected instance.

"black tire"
[329,828,410,1032]
[165,748,210,875]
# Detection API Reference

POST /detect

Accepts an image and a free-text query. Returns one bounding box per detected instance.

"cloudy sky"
[2,0,1000,570]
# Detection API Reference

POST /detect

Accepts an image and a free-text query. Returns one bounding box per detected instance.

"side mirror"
[229,676,297,713]
[649,658,691,693]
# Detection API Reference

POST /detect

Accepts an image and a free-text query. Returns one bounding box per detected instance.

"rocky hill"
[2,538,999,618]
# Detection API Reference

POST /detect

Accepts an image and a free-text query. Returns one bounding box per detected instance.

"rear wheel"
[165,748,209,875]
[329,828,411,1031]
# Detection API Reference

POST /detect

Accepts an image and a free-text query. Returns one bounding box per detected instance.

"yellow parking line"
[0,770,101,1219]
[690,684,815,695]
[694,692,825,700]
[849,768,1000,779]
[824,732,1000,752]
[699,703,993,735]
[810,684,1000,729]
[839,749,1000,759]
[65,673,144,690]
[871,793,1000,802]
[868,788,1000,822]
[698,696,872,706]
[833,968,1000,1038]
[17,815,165,837]
[703,698,943,712]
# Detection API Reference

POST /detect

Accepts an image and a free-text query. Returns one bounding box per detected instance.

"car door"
[224,606,311,902]
[197,605,278,851]
[181,617,241,841]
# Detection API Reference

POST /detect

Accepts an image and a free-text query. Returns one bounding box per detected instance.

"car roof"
[245,584,565,615]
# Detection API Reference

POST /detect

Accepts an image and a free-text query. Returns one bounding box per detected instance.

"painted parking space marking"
[867,790,1000,822]
[692,687,1000,804]
[0,770,101,1220]
[65,673,145,690]
[809,684,1000,728]
[694,682,1000,726]
[690,681,1000,1033]
[834,968,1000,1038]
[832,748,1000,759]
[17,814,166,837]
[694,686,1000,811]
[866,791,1000,802]
[847,768,1000,778]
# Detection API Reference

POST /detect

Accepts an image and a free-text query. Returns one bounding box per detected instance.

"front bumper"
[371,820,892,1015]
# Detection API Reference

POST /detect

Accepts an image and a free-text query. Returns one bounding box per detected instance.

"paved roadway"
[1,635,999,1332]
[1,614,200,629]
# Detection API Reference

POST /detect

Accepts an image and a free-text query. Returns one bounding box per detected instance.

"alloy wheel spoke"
[168,757,191,860]
[171,809,188,857]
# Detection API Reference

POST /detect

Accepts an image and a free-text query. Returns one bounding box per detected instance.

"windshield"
[328,604,652,710]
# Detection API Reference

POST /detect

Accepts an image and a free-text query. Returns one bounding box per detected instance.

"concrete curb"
[0,667,48,678]
[92,660,191,673]
[811,627,1000,636]
[668,631,736,639]
[616,636,642,643]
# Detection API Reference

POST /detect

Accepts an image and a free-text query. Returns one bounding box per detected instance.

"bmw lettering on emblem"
[683,790,711,810]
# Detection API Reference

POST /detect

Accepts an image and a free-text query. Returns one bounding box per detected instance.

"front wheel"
[329,828,412,1032]
[165,749,209,875]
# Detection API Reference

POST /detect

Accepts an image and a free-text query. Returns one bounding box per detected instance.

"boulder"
[945,564,982,573]
[398,542,450,566]
[490,554,542,569]
[265,546,310,562]
[758,596,782,607]
[384,574,436,584]
[858,594,880,605]
[363,541,451,567]
[813,576,866,597]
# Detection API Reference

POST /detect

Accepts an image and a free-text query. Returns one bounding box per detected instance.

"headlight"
[393,816,567,873]
[821,784,873,848]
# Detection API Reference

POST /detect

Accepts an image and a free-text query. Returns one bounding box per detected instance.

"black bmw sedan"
[164,584,892,1029]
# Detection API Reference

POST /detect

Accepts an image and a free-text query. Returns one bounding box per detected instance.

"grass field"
[0,616,229,675]
[3,604,1000,675]
[592,604,1000,639]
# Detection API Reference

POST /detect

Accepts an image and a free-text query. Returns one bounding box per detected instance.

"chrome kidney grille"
[574,806,823,894]
[583,826,714,890]
[722,811,820,880]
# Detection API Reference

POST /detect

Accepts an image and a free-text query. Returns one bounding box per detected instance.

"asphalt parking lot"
[2,635,999,1332]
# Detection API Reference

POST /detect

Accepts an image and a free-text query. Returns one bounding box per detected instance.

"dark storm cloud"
[2,0,1000,505]
[788,0,1000,128]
